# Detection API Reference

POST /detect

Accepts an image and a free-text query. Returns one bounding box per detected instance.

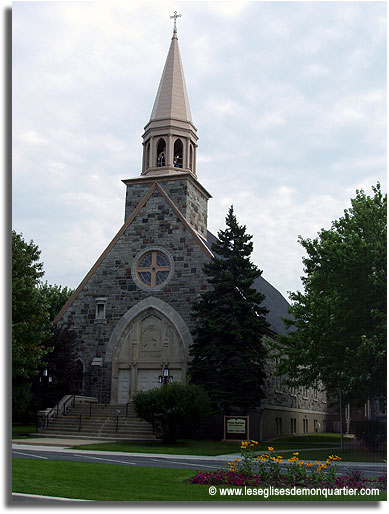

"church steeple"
[141,13,198,178]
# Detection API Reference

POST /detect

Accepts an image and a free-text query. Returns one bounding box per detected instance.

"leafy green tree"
[275,184,386,404]
[12,231,52,418]
[38,282,74,322]
[189,206,269,414]
[133,383,212,443]
[32,326,81,410]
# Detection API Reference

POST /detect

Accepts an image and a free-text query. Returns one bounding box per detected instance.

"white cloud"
[12,0,386,300]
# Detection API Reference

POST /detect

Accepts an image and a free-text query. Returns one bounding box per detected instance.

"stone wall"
[58,182,211,403]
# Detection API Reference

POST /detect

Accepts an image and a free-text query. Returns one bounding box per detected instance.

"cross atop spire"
[170,10,181,37]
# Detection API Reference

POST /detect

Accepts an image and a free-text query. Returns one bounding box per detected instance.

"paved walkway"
[12,437,116,446]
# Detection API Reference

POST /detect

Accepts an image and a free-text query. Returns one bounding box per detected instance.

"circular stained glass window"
[136,250,171,288]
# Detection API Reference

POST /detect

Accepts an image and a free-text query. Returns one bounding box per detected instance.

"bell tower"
[141,13,198,177]
[123,12,211,238]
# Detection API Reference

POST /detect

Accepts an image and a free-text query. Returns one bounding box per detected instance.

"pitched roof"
[206,230,294,337]
[149,31,193,123]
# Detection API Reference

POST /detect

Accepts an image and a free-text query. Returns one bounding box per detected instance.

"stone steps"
[40,402,157,440]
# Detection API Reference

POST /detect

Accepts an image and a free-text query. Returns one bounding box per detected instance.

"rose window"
[136,250,171,288]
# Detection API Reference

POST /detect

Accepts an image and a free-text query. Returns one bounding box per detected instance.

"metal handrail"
[114,402,131,432]
[44,394,74,427]
[62,394,76,416]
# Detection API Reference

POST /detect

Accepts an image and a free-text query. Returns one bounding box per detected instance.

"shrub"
[133,383,212,443]
[354,419,386,451]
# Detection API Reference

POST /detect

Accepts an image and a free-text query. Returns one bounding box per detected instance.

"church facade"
[54,24,329,440]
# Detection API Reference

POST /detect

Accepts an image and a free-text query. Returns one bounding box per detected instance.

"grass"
[12,424,37,438]
[272,433,354,444]
[12,459,386,502]
[71,439,242,456]
[70,434,386,463]
[71,433,346,455]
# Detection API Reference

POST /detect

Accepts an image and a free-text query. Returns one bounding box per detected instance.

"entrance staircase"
[38,398,157,440]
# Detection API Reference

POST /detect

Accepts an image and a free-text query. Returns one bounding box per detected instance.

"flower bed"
[189,441,387,491]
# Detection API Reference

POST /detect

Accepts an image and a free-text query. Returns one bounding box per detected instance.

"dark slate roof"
[206,230,293,337]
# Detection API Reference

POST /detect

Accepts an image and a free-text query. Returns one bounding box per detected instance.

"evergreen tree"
[189,206,269,414]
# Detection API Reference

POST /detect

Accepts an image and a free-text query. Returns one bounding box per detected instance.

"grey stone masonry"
[263,345,328,413]
[57,181,212,403]
[123,174,211,238]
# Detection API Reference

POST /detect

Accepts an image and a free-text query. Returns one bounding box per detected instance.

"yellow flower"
[298,461,304,466]
[293,452,299,456]
[268,446,274,451]
[306,462,313,467]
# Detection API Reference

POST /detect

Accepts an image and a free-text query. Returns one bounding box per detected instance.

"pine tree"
[189,206,269,414]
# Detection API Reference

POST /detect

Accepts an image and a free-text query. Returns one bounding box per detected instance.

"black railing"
[44,394,76,428]
[114,402,131,432]
[62,394,76,416]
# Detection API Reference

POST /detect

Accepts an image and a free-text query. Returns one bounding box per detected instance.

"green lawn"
[71,438,242,456]
[12,459,386,502]
[71,433,346,455]
[271,433,354,444]
[12,424,37,438]
[70,434,386,463]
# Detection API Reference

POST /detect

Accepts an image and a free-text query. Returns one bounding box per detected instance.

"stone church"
[54,22,329,440]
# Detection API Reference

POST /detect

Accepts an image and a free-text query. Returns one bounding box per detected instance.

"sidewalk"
[12,436,115,446]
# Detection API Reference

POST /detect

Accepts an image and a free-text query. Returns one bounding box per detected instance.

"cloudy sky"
[12,0,386,301]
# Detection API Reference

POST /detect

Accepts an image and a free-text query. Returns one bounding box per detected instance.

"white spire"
[149,30,193,123]
[141,17,198,178]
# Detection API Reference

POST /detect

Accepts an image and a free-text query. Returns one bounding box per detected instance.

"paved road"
[12,443,387,477]
[12,444,227,470]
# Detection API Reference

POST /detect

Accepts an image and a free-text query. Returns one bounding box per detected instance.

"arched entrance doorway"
[106,298,191,404]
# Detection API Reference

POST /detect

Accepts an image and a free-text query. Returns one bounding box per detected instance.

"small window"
[290,418,297,434]
[95,298,107,320]
[275,417,283,435]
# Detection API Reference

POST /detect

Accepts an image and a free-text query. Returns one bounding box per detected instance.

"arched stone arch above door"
[107,297,192,404]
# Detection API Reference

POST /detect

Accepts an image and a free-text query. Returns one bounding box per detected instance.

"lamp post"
[158,364,173,385]
[39,369,53,408]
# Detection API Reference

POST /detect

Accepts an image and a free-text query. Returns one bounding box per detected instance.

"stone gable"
[58,182,211,402]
